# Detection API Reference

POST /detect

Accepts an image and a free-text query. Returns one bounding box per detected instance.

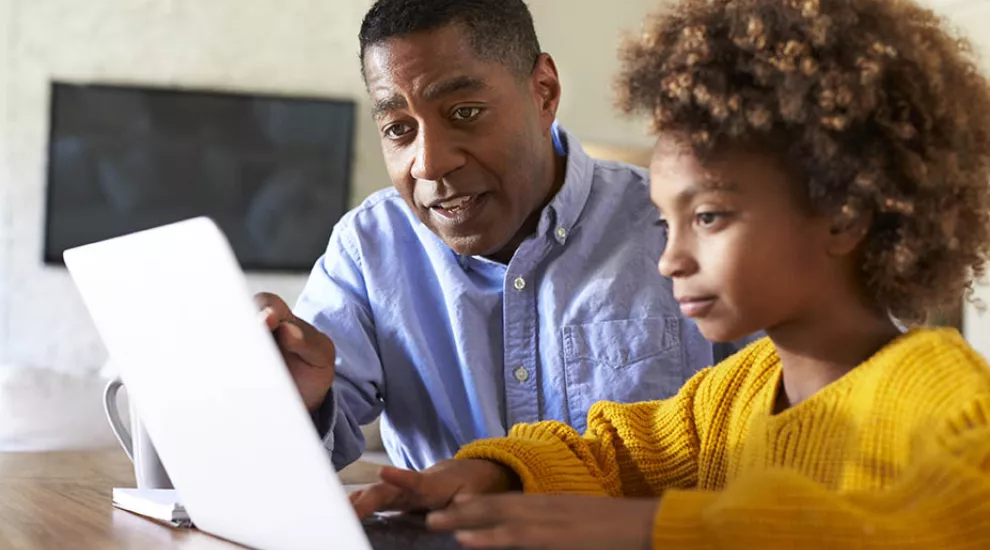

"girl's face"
[650,136,843,343]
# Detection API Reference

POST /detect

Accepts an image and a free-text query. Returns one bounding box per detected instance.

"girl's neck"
[767,305,902,412]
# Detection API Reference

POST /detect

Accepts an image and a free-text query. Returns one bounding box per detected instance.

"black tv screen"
[44,81,355,272]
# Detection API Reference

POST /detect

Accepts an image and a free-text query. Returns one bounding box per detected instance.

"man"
[257,0,749,472]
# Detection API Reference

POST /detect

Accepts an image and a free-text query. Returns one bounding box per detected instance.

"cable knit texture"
[455,328,990,548]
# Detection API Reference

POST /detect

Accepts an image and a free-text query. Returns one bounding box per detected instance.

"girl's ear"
[825,205,871,256]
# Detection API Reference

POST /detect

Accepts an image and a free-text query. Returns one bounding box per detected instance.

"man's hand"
[426,493,658,550]
[255,292,336,413]
[350,460,521,520]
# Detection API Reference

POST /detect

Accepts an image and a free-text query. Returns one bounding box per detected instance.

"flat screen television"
[44,81,356,272]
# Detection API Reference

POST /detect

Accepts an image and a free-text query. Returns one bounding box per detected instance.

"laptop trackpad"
[362,512,464,550]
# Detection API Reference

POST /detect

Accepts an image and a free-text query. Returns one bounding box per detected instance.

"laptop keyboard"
[362,512,465,550]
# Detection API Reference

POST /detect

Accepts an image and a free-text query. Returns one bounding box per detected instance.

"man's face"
[363,24,561,259]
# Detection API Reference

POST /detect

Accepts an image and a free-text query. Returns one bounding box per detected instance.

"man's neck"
[485,147,568,265]
[768,301,901,412]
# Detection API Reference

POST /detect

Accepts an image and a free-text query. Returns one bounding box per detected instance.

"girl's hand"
[350,459,521,519]
[427,493,658,549]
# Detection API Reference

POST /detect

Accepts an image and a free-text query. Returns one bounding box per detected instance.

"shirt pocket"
[562,316,685,432]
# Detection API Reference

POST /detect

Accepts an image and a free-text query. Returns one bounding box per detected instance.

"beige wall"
[938,0,990,358]
[0,0,378,371]
[1,0,12,362]
[0,0,665,372]
[5,0,981,372]
[529,0,656,149]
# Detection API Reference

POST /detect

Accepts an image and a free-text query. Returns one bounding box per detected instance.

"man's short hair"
[359,0,542,80]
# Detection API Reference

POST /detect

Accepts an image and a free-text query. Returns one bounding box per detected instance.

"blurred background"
[0,0,986,453]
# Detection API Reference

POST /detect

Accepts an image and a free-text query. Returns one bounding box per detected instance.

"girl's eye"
[654,217,669,229]
[452,107,483,121]
[696,212,721,227]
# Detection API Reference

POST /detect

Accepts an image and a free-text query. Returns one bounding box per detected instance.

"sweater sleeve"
[650,393,990,549]
[454,367,715,497]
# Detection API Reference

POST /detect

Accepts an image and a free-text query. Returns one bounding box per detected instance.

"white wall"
[0,0,381,372]
[1,0,13,364]
[0,0,383,376]
[529,1,656,149]
[0,0,666,373]
[1,0,985,371]
[927,0,990,358]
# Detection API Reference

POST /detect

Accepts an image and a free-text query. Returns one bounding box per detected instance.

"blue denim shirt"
[294,124,749,471]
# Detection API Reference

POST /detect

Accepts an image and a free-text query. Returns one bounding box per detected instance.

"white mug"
[103,376,173,489]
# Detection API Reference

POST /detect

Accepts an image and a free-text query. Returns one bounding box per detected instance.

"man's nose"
[410,126,467,182]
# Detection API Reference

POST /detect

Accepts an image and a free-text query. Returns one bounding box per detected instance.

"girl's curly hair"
[617,0,990,323]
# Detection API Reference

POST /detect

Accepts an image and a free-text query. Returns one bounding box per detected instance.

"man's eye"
[451,107,483,121]
[383,123,412,139]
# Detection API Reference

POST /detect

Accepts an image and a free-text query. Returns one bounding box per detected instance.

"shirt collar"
[537,122,594,242]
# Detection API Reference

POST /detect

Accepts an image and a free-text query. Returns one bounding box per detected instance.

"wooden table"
[0,448,384,549]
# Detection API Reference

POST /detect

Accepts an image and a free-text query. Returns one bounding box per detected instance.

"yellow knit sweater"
[456,328,990,549]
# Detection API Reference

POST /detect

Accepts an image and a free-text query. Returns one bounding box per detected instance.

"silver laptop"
[63,217,459,550]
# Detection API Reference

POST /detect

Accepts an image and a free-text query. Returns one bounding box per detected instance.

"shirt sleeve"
[294,222,384,471]
[309,384,340,455]
[454,367,715,497]
[649,393,990,549]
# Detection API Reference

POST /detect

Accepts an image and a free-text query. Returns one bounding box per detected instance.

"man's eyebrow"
[371,95,408,118]
[422,75,487,101]
[370,76,487,119]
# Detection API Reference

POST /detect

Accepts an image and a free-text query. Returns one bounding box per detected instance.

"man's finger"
[254,292,292,331]
[274,320,336,368]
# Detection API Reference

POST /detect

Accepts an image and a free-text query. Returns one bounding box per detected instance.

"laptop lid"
[64,217,372,550]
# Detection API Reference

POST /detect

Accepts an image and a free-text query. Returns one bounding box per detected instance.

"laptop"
[64,217,462,550]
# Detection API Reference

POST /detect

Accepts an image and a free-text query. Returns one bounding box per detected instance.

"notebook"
[68,217,457,549]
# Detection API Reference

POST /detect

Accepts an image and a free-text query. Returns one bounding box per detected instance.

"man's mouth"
[433,195,476,214]
[428,194,488,225]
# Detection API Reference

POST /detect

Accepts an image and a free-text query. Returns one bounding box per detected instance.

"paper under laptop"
[111,484,375,530]
[112,488,191,527]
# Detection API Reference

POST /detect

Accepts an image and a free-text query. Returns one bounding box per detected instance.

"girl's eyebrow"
[701,173,740,191]
[670,180,740,208]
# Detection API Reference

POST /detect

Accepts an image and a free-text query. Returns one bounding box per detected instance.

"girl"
[351,0,990,548]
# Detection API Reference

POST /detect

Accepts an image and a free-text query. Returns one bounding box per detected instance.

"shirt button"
[514,366,530,382]
[513,276,526,291]
[555,226,567,241]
